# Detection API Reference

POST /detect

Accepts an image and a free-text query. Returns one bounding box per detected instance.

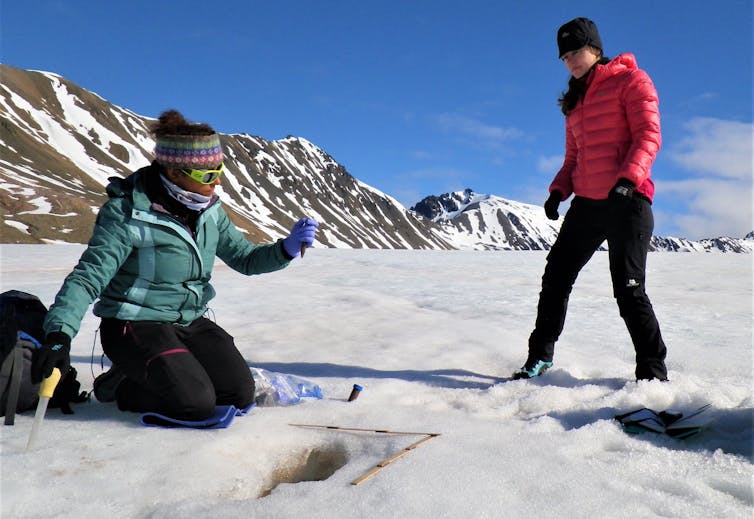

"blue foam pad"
[235,402,256,416]
[139,405,238,429]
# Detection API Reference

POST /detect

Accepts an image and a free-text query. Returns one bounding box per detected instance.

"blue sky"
[3,0,752,239]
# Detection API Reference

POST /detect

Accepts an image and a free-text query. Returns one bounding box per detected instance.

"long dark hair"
[558,55,610,116]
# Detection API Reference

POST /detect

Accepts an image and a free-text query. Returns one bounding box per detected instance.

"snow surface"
[1,245,752,518]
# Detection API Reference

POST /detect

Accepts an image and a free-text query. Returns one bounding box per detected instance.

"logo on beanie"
[155,134,224,169]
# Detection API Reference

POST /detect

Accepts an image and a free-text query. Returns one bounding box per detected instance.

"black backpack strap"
[0,347,15,397]
[2,346,24,425]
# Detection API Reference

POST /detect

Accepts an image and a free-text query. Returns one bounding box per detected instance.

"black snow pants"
[100,317,255,420]
[527,195,668,380]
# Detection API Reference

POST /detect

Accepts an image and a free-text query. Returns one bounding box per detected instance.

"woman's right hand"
[282,218,319,258]
[31,332,71,383]
[608,179,635,217]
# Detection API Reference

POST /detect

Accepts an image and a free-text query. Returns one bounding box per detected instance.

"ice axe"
[26,367,61,451]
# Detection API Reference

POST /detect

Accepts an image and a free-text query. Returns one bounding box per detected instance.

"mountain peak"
[1,64,750,253]
[410,188,488,221]
[0,64,452,250]
[411,189,560,250]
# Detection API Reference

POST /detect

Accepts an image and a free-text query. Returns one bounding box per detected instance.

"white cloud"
[661,117,753,239]
[387,166,474,207]
[537,154,563,174]
[667,117,752,180]
[434,113,522,147]
[693,92,718,102]
[411,150,434,160]
[657,178,752,239]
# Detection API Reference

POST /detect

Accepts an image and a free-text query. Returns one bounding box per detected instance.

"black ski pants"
[527,195,668,380]
[100,317,255,420]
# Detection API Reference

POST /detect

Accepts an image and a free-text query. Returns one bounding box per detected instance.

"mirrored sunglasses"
[181,163,224,184]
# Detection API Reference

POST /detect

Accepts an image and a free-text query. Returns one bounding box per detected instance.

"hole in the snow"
[259,444,348,498]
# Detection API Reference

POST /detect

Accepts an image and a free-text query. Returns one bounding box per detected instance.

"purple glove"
[283,218,319,258]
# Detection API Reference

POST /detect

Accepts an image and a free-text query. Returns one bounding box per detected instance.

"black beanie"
[557,17,603,58]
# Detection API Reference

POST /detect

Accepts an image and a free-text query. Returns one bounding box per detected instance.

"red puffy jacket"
[550,53,661,202]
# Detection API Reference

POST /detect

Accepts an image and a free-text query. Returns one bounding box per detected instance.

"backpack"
[0,290,88,425]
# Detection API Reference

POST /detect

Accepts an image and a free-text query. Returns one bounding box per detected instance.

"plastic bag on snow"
[251,367,323,406]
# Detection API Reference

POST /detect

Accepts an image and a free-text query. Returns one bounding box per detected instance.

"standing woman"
[513,18,667,381]
[32,110,319,421]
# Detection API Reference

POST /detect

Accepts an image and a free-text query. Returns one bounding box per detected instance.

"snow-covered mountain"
[0,64,451,250]
[412,189,754,253]
[411,188,560,250]
[650,232,754,253]
[1,64,750,253]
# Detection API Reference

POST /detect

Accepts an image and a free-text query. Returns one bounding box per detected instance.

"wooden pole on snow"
[289,423,441,485]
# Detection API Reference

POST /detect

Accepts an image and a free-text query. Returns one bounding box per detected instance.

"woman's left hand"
[283,218,319,258]
[608,179,634,216]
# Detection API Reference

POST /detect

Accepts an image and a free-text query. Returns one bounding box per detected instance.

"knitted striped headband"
[154,133,224,169]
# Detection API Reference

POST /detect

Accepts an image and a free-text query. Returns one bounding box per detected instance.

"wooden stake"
[350,433,439,485]
[289,423,441,485]
[290,423,440,436]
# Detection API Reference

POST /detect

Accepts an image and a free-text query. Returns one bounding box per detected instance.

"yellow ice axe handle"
[39,368,62,398]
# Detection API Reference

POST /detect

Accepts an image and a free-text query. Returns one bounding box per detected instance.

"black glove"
[49,366,90,414]
[544,191,562,220]
[31,331,71,384]
[608,179,635,215]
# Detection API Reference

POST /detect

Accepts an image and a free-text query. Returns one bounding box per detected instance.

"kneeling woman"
[32,110,318,421]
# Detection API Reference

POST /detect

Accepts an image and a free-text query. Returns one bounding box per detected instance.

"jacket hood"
[589,53,638,87]
[105,173,135,199]
[106,164,156,198]
[105,165,155,211]
[600,53,638,74]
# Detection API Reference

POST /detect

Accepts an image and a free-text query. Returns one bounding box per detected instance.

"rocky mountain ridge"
[412,189,754,253]
[0,64,450,250]
[1,64,750,253]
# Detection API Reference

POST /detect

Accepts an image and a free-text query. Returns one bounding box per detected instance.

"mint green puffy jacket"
[44,167,290,339]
